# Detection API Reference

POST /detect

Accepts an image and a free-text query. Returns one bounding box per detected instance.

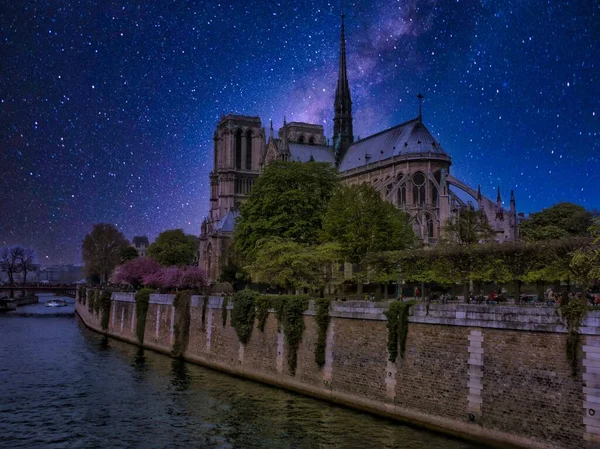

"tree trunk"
[463,283,469,303]
[514,280,522,304]
[383,283,388,300]
[357,282,363,295]
[421,282,425,300]
[536,281,544,300]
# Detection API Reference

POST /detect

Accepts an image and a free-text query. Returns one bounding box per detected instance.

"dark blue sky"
[1,0,598,264]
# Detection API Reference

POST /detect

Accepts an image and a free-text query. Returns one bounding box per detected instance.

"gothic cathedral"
[199,15,519,282]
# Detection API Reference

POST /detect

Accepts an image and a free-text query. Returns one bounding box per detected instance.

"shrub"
[231,289,258,345]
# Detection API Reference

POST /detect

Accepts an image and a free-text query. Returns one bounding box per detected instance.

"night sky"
[1,0,598,265]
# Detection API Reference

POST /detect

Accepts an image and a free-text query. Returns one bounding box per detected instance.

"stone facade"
[76,290,600,449]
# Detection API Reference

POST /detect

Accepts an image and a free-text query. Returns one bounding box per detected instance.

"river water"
[0,301,488,449]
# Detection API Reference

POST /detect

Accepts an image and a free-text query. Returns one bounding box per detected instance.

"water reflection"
[170,358,191,391]
[0,315,489,449]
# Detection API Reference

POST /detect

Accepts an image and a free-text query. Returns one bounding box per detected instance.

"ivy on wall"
[201,296,208,330]
[172,290,192,358]
[385,300,417,362]
[222,297,229,327]
[281,295,309,375]
[135,288,153,345]
[231,289,258,345]
[314,298,331,367]
[255,296,271,332]
[92,289,101,315]
[77,285,86,304]
[87,288,96,314]
[99,290,112,330]
[559,295,588,376]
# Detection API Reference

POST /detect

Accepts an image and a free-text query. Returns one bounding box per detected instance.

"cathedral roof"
[338,118,447,172]
[288,143,335,164]
[215,210,238,233]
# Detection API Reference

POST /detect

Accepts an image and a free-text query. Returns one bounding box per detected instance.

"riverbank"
[76,292,599,449]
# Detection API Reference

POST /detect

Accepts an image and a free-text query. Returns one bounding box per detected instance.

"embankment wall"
[75,293,600,449]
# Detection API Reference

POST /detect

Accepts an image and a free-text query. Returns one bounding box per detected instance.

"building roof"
[215,210,239,233]
[288,143,335,164]
[338,118,447,172]
[132,236,149,246]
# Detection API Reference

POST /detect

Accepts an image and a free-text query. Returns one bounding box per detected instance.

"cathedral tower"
[333,13,354,163]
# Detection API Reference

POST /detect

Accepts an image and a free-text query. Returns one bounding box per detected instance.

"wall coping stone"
[111,292,135,303]
[108,292,600,335]
[149,293,175,305]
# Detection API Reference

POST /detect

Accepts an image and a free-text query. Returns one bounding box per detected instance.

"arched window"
[431,181,438,206]
[412,172,426,206]
[426,214,434,239]
[398,184,407,206]
[298,135,305,144]
[235,129,243,169]
[308,136,315,145]
[245,130,253,170]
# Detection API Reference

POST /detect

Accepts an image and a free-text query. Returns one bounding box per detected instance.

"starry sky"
[1,0,598,265]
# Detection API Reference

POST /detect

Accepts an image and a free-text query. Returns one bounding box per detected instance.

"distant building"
[132,236,150,257]
[38,265,84,283]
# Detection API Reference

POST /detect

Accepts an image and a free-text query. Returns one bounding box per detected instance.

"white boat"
[45,299,67,308]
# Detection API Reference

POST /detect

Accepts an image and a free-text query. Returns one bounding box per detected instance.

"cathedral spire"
[417,93,424,122]
[333,12,353,164]
[497,186,502,204]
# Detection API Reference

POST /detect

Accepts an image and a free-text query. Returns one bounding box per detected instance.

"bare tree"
[0,246,24,286]
[82,224,129,284]
[17,248,36,285]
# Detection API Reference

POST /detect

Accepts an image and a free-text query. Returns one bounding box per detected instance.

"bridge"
[0,285,78,298]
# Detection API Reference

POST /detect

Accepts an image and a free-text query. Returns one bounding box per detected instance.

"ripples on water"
[0,312,488,449]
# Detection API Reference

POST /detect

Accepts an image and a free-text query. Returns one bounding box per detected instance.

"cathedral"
[199,15,519,282]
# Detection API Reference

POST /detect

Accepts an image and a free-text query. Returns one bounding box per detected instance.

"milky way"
[1,0,598,264]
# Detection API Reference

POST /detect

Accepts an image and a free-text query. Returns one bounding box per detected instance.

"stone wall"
[75,292,600,449]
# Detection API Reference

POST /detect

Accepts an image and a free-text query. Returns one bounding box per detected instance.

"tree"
[0,246,23,286]
[111,257,161,289]
[17,247,36,285]
[234,161,339,261]
[321,183,415,292]
[147,229,197,266]
[569,219,600,299]
[141,266,207,291]
[82,224,129,284]
[247,237,341,294]
[442,207,495,245]
[520,202,594,242]
[120,246,139,263]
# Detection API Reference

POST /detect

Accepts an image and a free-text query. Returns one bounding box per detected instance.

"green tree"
[234,161,338,260]
[120,246,139,262]
[569,219,600,299]
[247,237,341,294]
[82,224,129,284]
[520,202,594,242]
[442,207,495,245]
[148,229,198,266]
[321,183,414,292]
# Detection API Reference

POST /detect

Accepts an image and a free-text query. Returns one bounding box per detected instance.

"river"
[0,300,489,449]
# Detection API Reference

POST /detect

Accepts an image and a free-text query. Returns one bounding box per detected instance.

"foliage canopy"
[321,183,414,264]
[520,202,594,242]
[148,229,197,266]
[82,224,129,283]
[234,161,339,260]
